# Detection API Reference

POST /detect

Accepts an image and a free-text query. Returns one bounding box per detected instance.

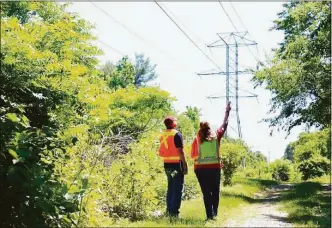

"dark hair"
[198,121,215,143]
[164,116,176,129]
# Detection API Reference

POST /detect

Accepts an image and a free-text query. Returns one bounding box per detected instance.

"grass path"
[115,179,330,227]
[116,179,280,227]
[226,184,293,227]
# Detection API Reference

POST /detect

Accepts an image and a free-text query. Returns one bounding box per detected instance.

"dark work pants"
[165,167,184,216]
[195,168,221,219]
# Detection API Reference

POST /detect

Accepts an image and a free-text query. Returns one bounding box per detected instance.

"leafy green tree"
[253,2,331,133]
[176,114,196,143]
[184,106,201,132]
[134,53,157,87]
[109,56,135,89]
[1,1,30,23]
[284,144,294,162]
[254,151,267,163]
[246,151,267,168]
[270,159,292,181]
[108,86,174,136]
[1,2,102,226]
[292,129,330,162]
[221,139,247,185]
[100,60,115,81]
[288,128,331,180]
[298,156,330,180]
[239,150,269,179]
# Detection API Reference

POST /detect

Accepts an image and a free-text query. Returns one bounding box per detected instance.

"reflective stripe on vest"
[196,137,220,165]
[159,129,180,163]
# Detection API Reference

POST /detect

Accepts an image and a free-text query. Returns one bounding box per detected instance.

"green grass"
[279,181,331,227]
[115,197,247,227]
[307,175,331,184]
[110,178,332,227]
[116,178,278,227]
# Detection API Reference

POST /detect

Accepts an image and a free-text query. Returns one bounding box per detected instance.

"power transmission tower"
[198,32,258,139]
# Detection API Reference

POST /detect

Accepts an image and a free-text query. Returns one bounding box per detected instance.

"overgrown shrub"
[288,165,302,183]
[298,156,330,180]
[101,132,165,221]
[270,159,292,181]
[306,174,331,184]
[221,140,247,185]
[182,165,200,200]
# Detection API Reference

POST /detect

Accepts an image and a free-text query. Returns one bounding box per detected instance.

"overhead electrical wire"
[90,1,197,71]
[96,39,125,56]
[91,1,231,108]
[153,1,230,104]
[228,2,248,34]
[153,5,241,98]
[218,1,261,63]
[91,1,220,75]
[229,1,267,60]
[159,2,207,46]
[92,2,251,101]
[157,2,230,77]
[229,123,239,135]
[219,1,238,34]
[155,1,226,74]
[90,2,149,44]
[215,1,259,98]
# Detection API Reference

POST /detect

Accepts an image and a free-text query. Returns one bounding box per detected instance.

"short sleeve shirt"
[174,132,183,148]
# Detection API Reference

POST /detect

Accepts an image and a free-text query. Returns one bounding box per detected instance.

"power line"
[90,1,185,65]
[96,39,125,56]
[155,1,225,74]
[90,2,148,45]
[229,124,238,136]
[237,87,258,97]
[159,2,207,46]
[219,1,238,33]
[229,2,268,61]
[90,1,205,74]
[229,2,248,34]
[218,1,260,63]
[92,3,256,101]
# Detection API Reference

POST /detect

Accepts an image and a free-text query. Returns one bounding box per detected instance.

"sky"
[67,1,305,161]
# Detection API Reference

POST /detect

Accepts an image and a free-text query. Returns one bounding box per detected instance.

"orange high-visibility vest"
[159,129,180,163]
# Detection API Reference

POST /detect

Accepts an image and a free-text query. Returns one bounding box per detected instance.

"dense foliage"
[0,2,173,226]
[254,1,331,133]
[0,2,247,226]
[270,159,292,181]
[221,139,248,185]
[1,1,330,227]
[284,128,331,180]
[251,1,331,184]
[1,2,102,226]
[134,53,157,87]
[100,53,157,89]
[184,106,201,132]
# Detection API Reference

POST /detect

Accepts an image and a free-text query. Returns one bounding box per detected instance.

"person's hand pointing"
[226,102,231,112]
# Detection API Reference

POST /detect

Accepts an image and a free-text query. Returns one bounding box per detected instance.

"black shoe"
[170,213,179,218]
[205,216,216,222]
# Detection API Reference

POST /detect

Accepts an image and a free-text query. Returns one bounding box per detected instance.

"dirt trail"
[226,184,293,227]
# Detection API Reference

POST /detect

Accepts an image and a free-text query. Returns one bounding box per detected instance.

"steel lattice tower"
[198,32,258,139]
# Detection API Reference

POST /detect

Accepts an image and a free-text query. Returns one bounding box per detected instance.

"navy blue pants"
[165,167,184,216]
[195,168,221,219]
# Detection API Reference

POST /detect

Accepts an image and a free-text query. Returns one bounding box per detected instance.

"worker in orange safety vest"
[159,116,188,218]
